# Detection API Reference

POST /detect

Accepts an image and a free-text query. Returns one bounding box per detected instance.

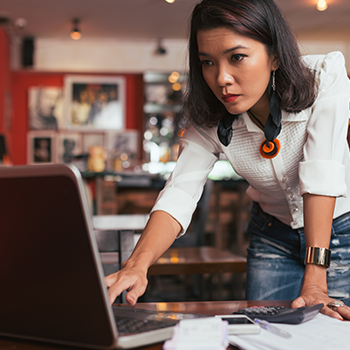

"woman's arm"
[104,127,220,305]
[105,210,181,305]
[292,193,350,320]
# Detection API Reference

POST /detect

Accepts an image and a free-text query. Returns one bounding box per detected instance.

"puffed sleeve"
[151,126,221,235]
[299,51,350,197]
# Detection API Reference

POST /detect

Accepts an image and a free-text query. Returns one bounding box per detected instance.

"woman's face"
[197,27,278,117]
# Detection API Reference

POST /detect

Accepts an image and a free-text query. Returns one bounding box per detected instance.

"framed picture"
[28,87,64,130]
[64,75,126,130]
[27,131,56,164]
[105,130,139,171]
[82,132,106,154]
[56,133,83,164]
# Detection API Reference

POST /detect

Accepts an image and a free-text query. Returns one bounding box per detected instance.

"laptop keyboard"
[115,316,178,336]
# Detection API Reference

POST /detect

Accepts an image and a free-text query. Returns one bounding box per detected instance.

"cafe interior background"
[0,0,350,301]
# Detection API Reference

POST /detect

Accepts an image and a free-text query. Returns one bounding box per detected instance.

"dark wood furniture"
[148,246,247,275]
[0,300,291,350]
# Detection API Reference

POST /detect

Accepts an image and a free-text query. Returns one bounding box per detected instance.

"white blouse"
[151,51,350,234]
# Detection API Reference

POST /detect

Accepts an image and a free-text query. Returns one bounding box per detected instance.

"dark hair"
[179,0,317,128]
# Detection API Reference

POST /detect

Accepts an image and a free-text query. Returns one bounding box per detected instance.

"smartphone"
[215,315,260,335]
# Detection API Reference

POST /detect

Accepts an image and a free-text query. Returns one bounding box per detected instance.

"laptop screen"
[0,165,117,348]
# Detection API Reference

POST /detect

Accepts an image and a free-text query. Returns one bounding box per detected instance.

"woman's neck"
[248,92,270,128]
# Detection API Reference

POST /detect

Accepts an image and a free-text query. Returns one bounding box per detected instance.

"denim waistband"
[251,202,289,227]
[252,201,350,229]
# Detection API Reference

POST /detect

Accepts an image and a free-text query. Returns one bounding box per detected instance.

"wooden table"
[0,300,291,350]
[148,246,247,275]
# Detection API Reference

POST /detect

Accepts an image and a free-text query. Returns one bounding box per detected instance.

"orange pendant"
[259,139,280,159]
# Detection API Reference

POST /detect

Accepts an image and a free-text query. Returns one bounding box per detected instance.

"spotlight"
[165,0,175,3]
[70,18,81,40]
[316,0,328,11]
[155,38,167,55]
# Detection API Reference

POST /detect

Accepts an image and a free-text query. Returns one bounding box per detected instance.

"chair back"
[171,179,214,248]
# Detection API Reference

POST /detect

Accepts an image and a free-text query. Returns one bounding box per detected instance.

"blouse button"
[282,176,287,183]
[292,207,299,213]
[286,187,292,192]
[290,194,295,201]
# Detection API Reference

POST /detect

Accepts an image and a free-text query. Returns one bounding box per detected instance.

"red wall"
[11,71,144,165]
[0,28,12,156]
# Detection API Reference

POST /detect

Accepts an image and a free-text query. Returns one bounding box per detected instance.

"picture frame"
[27,131,56,164]
[105,130,139,171]
[28,86,64,130]
[82,132,106,154]
[64,75,126,130]
[56,132,83,164]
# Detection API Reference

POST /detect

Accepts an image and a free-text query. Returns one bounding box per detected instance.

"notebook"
[0,164,202,349]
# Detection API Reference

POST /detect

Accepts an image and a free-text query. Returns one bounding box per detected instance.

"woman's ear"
[271,55,280,71]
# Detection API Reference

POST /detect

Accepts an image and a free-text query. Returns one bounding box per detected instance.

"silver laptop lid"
[0,164,118,349]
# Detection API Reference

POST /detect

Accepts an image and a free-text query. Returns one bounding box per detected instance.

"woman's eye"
[231,54,246,62]
[200,60,213,67]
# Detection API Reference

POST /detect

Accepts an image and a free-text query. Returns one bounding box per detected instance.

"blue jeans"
[245,202,350,306]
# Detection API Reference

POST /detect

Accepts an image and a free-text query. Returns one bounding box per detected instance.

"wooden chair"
[93,214,149,303]
[92,214,148,276]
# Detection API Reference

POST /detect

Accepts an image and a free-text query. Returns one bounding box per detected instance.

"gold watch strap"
[305,247,331,268]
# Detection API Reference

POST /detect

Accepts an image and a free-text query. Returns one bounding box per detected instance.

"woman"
[106,0,350,320]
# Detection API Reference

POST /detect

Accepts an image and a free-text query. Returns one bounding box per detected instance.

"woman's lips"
[222,94,240,103]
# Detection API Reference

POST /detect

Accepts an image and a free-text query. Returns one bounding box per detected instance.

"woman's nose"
[216,66,234,87]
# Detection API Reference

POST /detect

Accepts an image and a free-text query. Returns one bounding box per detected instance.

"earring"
[259,70,282,159]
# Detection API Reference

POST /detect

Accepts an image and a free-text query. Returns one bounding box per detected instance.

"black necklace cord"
[257,71,282,159]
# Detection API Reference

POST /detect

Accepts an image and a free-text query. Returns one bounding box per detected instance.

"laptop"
[0,164,202,349]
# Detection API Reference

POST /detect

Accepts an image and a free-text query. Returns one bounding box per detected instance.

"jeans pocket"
[247,203,273,233]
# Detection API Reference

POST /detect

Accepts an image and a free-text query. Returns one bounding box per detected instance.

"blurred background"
[0,0,349,301]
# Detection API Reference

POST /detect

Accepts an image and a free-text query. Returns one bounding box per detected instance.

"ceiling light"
[70,18,81,40]
[155,38,167,55]
[165,0,175,3]
[317,0,328,11]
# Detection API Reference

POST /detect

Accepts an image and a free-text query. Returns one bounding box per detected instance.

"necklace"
[248,110,265,130]
[248,110,281,159]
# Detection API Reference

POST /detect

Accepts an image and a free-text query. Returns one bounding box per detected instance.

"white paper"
[163,317,228,350]
[228,314,350,350]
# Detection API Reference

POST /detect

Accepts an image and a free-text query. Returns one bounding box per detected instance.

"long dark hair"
[179,0,317,128]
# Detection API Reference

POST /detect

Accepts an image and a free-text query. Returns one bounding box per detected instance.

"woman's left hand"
[292,285,350,321]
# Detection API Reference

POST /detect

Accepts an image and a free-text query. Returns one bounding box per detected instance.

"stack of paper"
[229,314,350,350]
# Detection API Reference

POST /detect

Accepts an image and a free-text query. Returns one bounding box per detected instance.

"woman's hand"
[105,258,149,305]
[297,194,350,320]
[104,211,181,305]
[292,285,350,321]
